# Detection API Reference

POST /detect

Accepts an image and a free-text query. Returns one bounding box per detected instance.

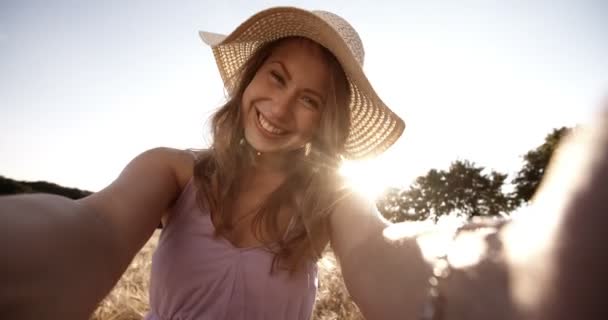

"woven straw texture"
[200,7,405,159]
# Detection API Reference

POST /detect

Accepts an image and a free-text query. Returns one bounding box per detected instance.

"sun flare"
[339,154,413,201]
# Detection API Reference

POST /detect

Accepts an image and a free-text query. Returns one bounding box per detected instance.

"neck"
[251,151,292,174]
[242,140,304,173]
[241,157,289,191]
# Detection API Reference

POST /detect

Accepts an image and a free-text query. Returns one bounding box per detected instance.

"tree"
[511,127,571,205]
[376,160,510,222]
[0,176,32,195]
[376,187,406,222]
[0,175,91,199]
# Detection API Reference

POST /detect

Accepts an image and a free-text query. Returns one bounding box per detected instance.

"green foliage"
[511,127,571,204]
[0,175,92,199]
[376,126,573,222]
[0,177,33,194]
[377,160,510,222]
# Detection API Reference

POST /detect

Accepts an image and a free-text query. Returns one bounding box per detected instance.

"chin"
[243,135,298,155]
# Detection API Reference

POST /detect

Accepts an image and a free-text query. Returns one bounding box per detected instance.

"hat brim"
[198,7,405,159]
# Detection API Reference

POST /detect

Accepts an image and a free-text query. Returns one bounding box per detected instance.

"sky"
[1,0,607,194]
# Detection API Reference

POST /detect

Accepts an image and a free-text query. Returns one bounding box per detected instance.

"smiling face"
[241,38,332,155]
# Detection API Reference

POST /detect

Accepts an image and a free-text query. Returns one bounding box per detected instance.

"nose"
[269,91,295,120]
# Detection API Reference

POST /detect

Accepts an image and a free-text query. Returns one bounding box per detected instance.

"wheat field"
[90,230,364,320]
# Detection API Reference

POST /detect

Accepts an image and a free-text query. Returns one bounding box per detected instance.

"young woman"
[0,7,426,320]
[2,6,607,320]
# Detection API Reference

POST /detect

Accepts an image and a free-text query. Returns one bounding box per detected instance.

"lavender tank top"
[144,177,318,320]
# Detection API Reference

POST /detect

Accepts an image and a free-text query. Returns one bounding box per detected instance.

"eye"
[300,96,321,110]
[269,70,286,86]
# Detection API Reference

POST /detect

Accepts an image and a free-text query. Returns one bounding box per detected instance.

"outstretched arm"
[0,193,121,320]
[330,105,608,320]
[329,192,432,320]
[503,106,608,320]
[0,147,188,319]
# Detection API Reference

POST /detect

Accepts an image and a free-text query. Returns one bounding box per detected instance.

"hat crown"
[312,10,365,66]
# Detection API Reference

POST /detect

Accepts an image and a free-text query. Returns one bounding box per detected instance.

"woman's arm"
[332,106,608,320]
[0,147,187,319]
[0,193,122,320]
[329,192,432,320]
[438,107,608,320]
[503,107,608,320]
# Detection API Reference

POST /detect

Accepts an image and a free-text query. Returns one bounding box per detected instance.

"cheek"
[240,87,255,129]
[240,83,260,119]
[243,72,266,97]
[242,72,263,103]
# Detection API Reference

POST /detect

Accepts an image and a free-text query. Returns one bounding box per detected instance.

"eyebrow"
[269,61,326,103]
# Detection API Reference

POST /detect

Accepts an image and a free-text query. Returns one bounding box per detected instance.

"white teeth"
[258,113,285,135]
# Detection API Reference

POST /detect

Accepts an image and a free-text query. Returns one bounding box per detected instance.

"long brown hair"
[193,37,351,274]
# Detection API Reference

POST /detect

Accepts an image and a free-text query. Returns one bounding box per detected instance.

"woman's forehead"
[268,38,328,63]
[262,39,332,92]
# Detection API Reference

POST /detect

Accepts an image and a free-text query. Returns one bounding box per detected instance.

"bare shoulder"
[329,190,389,261]
[128,146,197,190]
[78,146,199,259]
[141,146,206,185]
[330,190,388,229]
[167,147,200,189]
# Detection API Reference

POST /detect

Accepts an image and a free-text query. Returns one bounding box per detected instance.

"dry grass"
[89,232,158,320]
[91,230,363,320]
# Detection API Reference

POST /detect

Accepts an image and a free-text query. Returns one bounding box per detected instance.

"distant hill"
[0,175,93,199]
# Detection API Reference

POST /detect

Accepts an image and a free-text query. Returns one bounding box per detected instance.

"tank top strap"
[186,148,201,161]
[163,148,202,227]
[163,175,198,229]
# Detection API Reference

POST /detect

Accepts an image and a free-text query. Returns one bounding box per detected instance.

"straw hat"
[199,6,405,159]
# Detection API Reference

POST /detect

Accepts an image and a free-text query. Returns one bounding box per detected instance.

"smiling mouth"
[256,110,287,136]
